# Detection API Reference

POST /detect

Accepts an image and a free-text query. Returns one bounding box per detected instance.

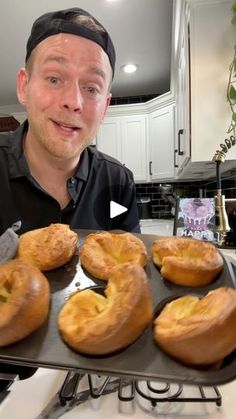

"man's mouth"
[52,120,80,132]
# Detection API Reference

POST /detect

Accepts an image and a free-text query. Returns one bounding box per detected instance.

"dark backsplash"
[201,175,236,199]
[135,174,236,219]
[135,182,201,219]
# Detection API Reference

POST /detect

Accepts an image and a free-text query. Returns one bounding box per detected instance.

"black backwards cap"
[25,8,116,77]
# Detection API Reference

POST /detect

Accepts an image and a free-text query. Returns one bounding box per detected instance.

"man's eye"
[48,77,60,85]
[85,86,99,95]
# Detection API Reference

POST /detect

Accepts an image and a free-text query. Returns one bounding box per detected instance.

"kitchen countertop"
[0,367,235,418]
[140,218,174,236]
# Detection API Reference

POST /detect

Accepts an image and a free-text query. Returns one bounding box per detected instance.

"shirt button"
[70,177,75,184]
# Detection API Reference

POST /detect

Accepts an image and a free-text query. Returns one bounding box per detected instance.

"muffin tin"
[0,230,236,386]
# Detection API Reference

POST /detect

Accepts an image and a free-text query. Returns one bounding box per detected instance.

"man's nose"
[62,83,83,112]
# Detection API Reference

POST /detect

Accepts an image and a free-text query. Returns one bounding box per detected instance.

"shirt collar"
[8,120,90,182]
[8,121,31,178]
[74,147,89,182]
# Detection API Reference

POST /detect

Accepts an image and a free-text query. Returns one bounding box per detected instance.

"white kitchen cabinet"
[97,114,148,182]
[174,0,236,179]
[96,116,122,161]
[120,114,148,182]
[175,8,190,172]
[149,104,175,180]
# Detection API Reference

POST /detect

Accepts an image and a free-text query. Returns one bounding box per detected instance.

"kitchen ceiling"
[0,0,173,108]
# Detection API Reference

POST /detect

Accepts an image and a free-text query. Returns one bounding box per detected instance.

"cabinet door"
[121,115,147,182]
[175,15,190,172]
[96,116,122,161]
[149,105,175,180]
[189,0,236,161]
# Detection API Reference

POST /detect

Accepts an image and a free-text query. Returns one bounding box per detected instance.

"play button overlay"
[110,201,127,219]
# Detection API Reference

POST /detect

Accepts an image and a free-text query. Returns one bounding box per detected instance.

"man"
[0,7,140,392]
[0,7,140,235]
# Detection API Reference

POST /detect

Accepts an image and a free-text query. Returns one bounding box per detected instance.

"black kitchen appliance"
[137,196,151,219]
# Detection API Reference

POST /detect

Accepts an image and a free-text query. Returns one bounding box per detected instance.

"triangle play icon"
[110,201,128,219]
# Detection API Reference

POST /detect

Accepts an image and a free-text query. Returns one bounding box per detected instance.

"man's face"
[17,33,112,160]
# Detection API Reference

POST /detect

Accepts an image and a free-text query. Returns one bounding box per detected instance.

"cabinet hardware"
[149,161,152,176]
[174,149,178,168]
[178,129,184,156]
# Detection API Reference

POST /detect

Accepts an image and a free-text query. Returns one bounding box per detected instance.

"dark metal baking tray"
[0,230,236,386]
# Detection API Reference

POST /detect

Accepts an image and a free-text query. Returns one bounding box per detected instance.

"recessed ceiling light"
[121,64,138,74]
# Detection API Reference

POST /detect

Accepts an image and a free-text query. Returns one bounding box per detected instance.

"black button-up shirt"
[0,122,140,234]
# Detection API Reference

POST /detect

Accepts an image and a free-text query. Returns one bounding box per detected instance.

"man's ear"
[102,93,112,121]
[17,68,29,107]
